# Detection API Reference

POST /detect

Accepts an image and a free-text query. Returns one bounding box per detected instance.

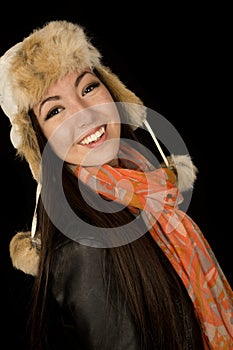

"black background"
[0,3,231,349]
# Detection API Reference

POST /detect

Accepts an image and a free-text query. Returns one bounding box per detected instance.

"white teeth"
[80,126,105,145]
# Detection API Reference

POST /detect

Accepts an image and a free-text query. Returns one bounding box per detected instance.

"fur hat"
[0,20,197,276]
[0,20,145,181]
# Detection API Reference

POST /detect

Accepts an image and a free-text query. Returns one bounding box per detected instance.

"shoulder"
[51,237,107,320]
[53,236,104,275]
[51,237,140,350]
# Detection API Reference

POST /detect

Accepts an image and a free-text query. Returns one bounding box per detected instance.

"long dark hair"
[28,93,203,350]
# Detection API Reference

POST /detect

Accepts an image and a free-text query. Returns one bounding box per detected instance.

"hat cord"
[31,182,42,238]
[143,120,169,167]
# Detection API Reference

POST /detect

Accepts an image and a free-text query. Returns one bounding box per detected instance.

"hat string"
[31,182,42,238]
[143,120,169,167]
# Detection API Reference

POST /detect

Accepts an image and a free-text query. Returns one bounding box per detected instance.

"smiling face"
[33,70,121,166]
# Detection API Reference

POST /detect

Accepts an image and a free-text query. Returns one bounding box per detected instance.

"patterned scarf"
[73,142,233,349]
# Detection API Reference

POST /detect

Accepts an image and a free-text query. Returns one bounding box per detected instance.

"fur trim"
[9,231,40,276]
[168,154,198,192]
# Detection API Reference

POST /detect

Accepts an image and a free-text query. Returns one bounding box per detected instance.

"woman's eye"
[82,82,100,96]
[45,107,63,120]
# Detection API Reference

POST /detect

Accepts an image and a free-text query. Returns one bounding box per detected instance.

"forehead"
[46,68,94,93]
[32,69,97,115]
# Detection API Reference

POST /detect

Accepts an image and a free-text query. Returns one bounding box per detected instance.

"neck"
[107,158,119,167]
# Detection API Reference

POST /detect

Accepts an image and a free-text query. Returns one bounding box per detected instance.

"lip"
[77,124,107,148]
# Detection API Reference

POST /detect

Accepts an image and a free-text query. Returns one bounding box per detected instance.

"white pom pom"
[169,154,198,192]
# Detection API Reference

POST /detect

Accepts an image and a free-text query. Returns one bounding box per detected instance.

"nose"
[67,94,97,128]
[71,105,97,129]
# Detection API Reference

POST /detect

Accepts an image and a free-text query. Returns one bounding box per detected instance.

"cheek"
[97,89,116,110]
[108,123,121,140]
[45,124,74,160]
[115,124,121,138]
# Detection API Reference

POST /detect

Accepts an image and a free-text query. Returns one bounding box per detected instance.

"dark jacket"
[50,236,205,350]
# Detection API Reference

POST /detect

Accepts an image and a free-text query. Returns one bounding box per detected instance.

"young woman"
[0,20,232,350]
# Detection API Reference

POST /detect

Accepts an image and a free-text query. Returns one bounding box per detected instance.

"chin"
[83,151,119,167]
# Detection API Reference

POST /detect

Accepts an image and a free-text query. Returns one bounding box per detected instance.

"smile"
[79,125,105,145]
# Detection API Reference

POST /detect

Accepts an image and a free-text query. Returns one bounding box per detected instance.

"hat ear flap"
[96,66,143,104]
[96,66,146,128]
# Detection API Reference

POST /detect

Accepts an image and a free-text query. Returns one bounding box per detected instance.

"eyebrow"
[38,70,91,116]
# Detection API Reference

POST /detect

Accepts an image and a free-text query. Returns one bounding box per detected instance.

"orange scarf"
[74,142,233,349]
